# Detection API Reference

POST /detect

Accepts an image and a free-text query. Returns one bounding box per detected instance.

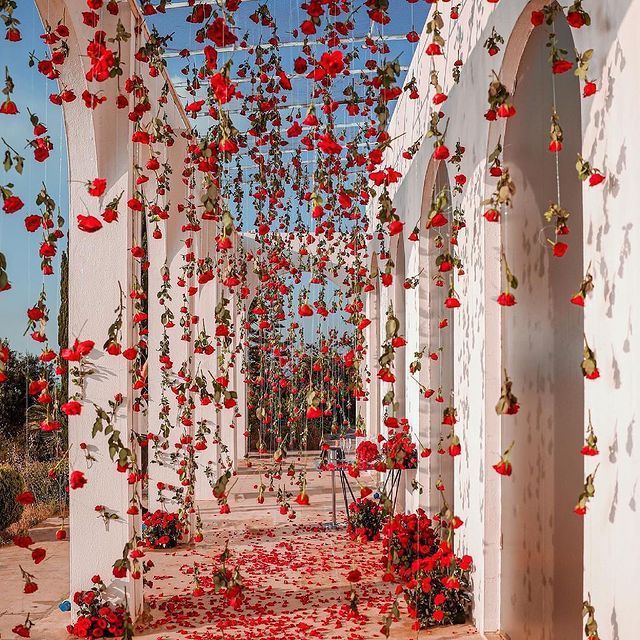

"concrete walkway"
[0,517,70,638]
[1,460,490,639]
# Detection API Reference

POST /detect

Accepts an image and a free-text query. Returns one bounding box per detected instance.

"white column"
[33,0,144,618]
[146,134,194,515]
[193,223,219,500]
[234,345,248,463]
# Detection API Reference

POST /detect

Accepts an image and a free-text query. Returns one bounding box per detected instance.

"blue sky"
[0,0,68,354]
[0,1,429,354]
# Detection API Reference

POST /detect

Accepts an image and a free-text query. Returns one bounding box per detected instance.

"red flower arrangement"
[142,509,184,549]
[381,429,418,470]
[353,429,418,472]
[67,577,132,639]
[381,510,472,629]
[347,497,386,542]
[355,439,380,469]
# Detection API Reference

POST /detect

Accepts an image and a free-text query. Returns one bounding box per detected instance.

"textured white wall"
[368,0,640,637]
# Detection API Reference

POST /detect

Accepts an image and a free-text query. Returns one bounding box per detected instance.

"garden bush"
[0,464,26,530]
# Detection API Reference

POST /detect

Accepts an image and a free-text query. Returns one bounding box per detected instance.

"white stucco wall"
[367,1,640,637]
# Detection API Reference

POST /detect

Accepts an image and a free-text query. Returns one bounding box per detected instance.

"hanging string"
[551,68,562,208]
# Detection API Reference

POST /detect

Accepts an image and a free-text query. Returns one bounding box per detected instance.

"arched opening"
[500,14,583,639]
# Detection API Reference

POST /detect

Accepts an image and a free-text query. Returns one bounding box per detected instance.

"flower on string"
[77,214,103,233]
[566,0,591,29]
[581,336,599,380]
[16,490,35,506]
[486,73,516,119]
[1,189,24,214]
[483,27,504,57]
[549,109,563,152]
[493,442,514,476]
[574,465,598,515]
[495,371,519,415]
[86,178,107,197]
[69,470,87,490]
[576,154,606,186]
[547,30,573,74]
[497,252,518,307]
[571,268,594,306]
[582,595,601,639]
[581,412,599,456]
[1,66,18,114]
[425,9,445,56]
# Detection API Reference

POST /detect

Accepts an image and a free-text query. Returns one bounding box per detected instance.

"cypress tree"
[58,249,69,406]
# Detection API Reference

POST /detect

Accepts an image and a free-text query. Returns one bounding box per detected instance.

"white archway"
[499,11,584,639]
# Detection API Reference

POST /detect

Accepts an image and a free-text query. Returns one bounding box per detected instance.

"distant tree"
[0,346,59,461]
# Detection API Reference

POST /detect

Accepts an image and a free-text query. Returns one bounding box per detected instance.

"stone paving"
[1,459,491,640]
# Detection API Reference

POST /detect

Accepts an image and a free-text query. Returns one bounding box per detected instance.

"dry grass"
[0,501,66,544]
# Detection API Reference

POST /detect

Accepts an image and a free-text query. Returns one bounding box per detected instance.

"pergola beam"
[173,65,409,88]
[163,34,409,58]
[183,95,400,116]
[160,0,259,8]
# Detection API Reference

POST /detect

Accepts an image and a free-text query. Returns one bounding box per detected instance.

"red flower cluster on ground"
[143,509,184,549]
[381,510,473,629]
[67,579,131,638]
[347,497,386,542]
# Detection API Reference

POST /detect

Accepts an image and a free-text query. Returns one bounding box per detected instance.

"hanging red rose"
[70,470,87,490]
[77,214,103,233]
[2,194,24,213]
[16,490,36,506]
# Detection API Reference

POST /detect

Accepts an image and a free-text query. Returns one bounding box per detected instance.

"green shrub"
[0,464,26,530]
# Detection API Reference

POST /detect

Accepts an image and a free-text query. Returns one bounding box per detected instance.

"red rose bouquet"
[347,496,385,542]
[142,509,184,549]
[67,578,132,639]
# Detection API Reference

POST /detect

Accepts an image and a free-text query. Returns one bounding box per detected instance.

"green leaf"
[92,417,103,437]
[385,315,399,339]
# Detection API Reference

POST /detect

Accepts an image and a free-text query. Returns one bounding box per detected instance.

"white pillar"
[234,345,248,463]
[33,0,144,618]
[146,133,195,516]
[193,226,220,500]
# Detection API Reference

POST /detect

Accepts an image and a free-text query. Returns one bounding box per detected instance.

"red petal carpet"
[136,460,481,640]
